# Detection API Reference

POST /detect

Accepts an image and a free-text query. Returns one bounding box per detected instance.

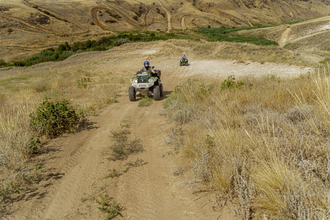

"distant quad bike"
[129,66,163,101]
[180,58,188,66]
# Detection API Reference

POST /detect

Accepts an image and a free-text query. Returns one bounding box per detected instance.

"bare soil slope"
[1,0,330,61]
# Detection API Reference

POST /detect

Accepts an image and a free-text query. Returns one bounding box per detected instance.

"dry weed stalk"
[164,67,330,219]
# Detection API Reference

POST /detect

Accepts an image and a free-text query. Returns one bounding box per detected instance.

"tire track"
[91,7,111,30]
[0,12,54,34]
[144,6,168,27]
[181,16,187,31]
[22,0,89,35]
[103,2,140,27]
[279,28,292,47]
[157,0,172,32]
[43,103,132,219]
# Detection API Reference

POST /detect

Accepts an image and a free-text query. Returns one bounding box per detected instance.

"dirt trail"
[6,79,216,220]
[3,41,312,220]
[0,12,54,34]
[22,0,89,34]
[104,2,140,27]
[279,28,291,47]
[278,20,330,47]
[181,16,187,31]
[157,0,172,32]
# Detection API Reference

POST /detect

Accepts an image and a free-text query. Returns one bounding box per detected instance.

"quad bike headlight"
[131,78,138,84]
[148,78,156,83]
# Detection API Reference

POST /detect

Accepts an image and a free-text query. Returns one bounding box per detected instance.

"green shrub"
[2,31,198,68]
[85,40,93,48]
[197,26,279,46]
[108,129,144,161]
[0,59,6,66]
[113,38,130,47]
[29,98,82,137]
[221,75,244,90]
[64,42,71,51]
[96,195,125,219]
[138,96,153,107]
[77,77,92,88]
[57,44,66,52]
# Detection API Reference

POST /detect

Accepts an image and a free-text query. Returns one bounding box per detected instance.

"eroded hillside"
[1,0,330,61]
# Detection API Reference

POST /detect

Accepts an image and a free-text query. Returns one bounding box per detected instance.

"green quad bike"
[129,67,163,101]
[180,58,189,66]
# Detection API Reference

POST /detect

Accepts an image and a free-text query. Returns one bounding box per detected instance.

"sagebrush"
[164,69,330,219]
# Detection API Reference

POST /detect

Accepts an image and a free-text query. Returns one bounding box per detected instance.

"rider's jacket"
[140,66,153,76]
[182,55,186,59]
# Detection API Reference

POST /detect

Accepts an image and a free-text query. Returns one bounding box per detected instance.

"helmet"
[183,53,185,55]
[144,61,150,66]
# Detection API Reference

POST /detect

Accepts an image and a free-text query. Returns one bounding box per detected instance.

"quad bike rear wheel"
[129,86,136,101]
[153,85,161,100]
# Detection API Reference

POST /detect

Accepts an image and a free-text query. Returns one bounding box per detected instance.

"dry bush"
[0,64,129,200]
[192,41,309,66]
[164,67,330,219]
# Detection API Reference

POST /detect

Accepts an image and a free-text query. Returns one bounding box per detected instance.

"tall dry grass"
[0,65,130,198]
[164,68,330,219]
[190,41,317,66]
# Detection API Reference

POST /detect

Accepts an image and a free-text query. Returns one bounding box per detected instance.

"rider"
[182,53,188,62]
[136,61,155,76]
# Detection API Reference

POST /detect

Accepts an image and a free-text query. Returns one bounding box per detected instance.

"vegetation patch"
[1,32,198,68]
[138,96,153,107]
[164,69,330,219]
[197,26,278,46]
[108,129,144,161]
[106,169,119,179]
[96,195,125,220]
[285,20,300,25]
[123,158,148,173]
[29,98,83,137]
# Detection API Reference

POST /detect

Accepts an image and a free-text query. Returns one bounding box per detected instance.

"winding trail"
[104,2,140,27]
[279,28,292,47]
[181,16,187,31]
[22,0,89,35]
[144,6,168,27]
[3,40,312,220]
[91,7,113,30]
[157,0,172,32]
[0,12,55,34]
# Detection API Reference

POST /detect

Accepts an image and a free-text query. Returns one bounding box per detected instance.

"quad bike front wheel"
[160,84,164,98]
[129,86,136,101]
[153,85,161,100]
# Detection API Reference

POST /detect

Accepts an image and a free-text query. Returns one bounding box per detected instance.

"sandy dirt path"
[0,12,54,34]
[5,78,218,220]
[104,2,140,27]
[22,0,89,34]
[181,16,187,31]
[157,0,172,32]
[278,28,291,48]
[2,41,312,220]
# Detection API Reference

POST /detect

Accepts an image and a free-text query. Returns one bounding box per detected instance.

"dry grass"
[0,59,130,199]
[164,67,330,219]
[192,41,314,66]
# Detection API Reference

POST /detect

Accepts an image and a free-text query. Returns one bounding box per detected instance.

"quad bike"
[129,66,163,101]
[180,58,189,66]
